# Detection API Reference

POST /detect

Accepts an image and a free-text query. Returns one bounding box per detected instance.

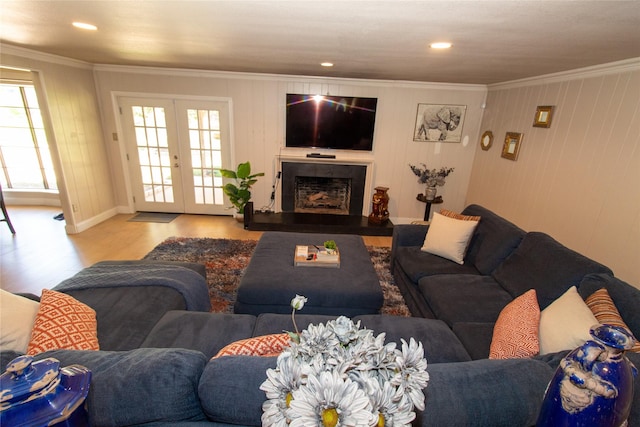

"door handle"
[174,163,179,168]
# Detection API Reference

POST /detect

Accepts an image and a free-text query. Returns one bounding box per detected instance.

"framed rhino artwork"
[413,104,467,142]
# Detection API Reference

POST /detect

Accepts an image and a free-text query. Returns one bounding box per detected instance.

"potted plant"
[323,240,337,254]
[409,163,454,201]
[220,161,264,218]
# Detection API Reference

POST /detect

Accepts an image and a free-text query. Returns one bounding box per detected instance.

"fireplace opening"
[281,162,366,216]
[295,176,351,215]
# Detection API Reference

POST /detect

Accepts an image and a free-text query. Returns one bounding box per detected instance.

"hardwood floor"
[0,206,391,295]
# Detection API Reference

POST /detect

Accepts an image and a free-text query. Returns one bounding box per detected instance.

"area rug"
[144,237,410,316]
[128,212,181,223]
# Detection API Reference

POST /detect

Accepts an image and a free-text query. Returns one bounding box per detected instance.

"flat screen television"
[285,94,377,151]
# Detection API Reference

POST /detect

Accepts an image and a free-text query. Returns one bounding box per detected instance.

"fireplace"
[281,162,367,216]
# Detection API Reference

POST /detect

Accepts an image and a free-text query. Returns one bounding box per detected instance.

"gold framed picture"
[533,105,554,128]
[480,130,493,151]
[501,132,523,161]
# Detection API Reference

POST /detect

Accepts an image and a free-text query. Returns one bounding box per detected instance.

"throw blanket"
[54,263,211,312]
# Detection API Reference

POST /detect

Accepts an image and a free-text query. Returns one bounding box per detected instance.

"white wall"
[93,66,487,222]
[0,45,115,233]
[467,59,640,286]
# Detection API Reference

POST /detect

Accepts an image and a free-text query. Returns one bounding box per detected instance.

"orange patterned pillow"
[440,209,481,222]
[27,289,99,355]
[213,333,290,359]
[586,288,640,353]
[489,289,540,359]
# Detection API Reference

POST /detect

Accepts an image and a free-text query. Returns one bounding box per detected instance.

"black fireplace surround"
[246,161,393,235]
[281,162,366,216]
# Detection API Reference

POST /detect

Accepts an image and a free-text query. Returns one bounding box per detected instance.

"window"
[0,83,57,190]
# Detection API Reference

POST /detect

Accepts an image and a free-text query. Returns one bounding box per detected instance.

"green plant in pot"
[323,240,337,254]
[219,161,264,215]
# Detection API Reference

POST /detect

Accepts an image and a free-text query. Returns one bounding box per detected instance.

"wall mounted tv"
[285,94,378,151]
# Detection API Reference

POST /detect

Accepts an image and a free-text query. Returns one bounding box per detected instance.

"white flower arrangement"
[260,296,429,427]
[409,164,454,188]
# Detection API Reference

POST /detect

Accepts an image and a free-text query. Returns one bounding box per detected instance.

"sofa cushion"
[492,232,612,309]
[0,289,40,353]
[252,313,341,336]
[199,355,276,425]
[31,348,207,426]
[27,289,99,355]
[252,313,472,363]
[585,288,640,353]
[452,323,494,360]
[62,286,187,351]
[421,212,479,264]
[419,275,514,327]
[394,246,479,283]
[461,204,526,275]
[539,286,598,354]
[489,289,540,359]
[354,314,472,363]
[577,273,640,339]
[141,311,257,359]
[201,355,554,427]
[420,358,554,427]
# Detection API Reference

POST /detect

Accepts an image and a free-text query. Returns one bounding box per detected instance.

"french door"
[118,96,232,215]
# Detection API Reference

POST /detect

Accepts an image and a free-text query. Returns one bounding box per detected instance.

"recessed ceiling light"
[430,42,452,49]
[72,22,98,31]
[320,62,334,67]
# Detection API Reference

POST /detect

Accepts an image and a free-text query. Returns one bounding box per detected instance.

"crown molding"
[488,57,640,90]
[92,63,487,92]
[0,43,93,70]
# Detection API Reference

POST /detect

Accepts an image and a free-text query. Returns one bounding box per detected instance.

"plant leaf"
[237,162,251,179]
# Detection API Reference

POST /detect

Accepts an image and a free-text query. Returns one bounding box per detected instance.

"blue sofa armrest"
[25,348,208,426]
[201,355,554,427]
[390,224,428,272]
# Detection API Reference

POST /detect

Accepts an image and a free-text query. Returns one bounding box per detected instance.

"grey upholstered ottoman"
[234,231,383,316]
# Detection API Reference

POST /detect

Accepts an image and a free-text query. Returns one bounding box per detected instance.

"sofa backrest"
[492,232,613,309]
[461,204,526,275]
[577,273,640,339]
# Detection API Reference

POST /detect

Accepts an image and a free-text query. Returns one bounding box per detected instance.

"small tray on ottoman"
[294,245,340,268]
[235,232,383,316]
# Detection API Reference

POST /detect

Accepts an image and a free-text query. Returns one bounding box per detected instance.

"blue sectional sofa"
[391,204,615,358]
[2,205,639,426]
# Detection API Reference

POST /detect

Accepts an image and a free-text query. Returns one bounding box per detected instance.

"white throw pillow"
[539,286,598,354]
[0,289,40,353]
[421,212,479,264]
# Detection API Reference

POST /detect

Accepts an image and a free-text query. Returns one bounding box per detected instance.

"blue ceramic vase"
[0,355,91,427]
[537,324,637,427]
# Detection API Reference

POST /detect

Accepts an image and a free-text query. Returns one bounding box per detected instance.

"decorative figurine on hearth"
[368,186,389,224]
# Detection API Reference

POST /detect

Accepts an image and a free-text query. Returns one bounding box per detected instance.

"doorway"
[118,96,232,215]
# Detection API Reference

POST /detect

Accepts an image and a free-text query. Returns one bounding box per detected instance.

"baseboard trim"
[65,207,118,234]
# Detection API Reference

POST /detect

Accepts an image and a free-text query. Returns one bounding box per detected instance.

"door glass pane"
[132,105,173,203]
[187,108,224,206]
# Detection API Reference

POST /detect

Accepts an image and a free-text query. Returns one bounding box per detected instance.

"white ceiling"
[1,1,639,84]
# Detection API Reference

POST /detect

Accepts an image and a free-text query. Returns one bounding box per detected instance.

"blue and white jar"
[537,324,637,427]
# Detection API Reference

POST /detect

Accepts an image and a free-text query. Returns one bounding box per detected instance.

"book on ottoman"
[294,245,340,268]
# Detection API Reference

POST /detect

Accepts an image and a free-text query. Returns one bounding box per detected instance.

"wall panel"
[93,67,487,221]
[467,61,640,286]
[0,47,113,233]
